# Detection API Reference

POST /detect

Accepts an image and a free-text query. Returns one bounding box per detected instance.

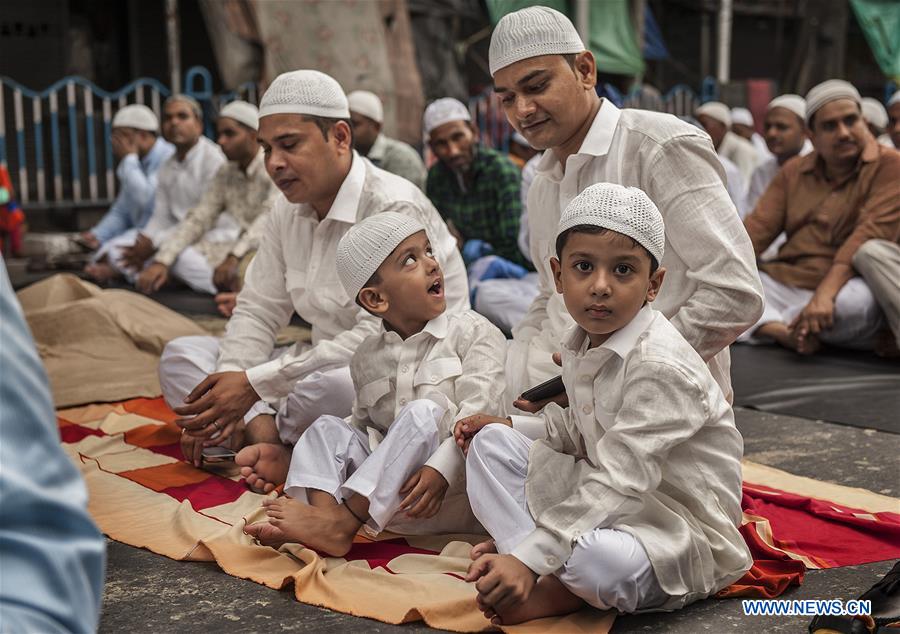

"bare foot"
[215,292,237,317]
[758,322,822,355]
[244,520,289,548]
[236,442,291,493]
[483,575,584,625]
[470,539,497,560]
[262,497,360,556]
[84,261,119,284]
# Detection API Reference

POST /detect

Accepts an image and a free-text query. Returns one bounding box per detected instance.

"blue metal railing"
[0,66,258,210]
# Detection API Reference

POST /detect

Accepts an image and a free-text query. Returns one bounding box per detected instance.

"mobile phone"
[201,446,237,463]
[519,375,566,402]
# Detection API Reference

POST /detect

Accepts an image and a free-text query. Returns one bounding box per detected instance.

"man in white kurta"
[488,7,763,404]
[696,102,759,187]
[159,71,468,475]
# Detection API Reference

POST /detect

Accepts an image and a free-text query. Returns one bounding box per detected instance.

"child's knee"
[467,423,515,463]
[391,399,444,441]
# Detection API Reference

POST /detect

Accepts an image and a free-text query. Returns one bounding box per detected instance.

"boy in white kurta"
[454,184,751,625]
[244,212,506,556]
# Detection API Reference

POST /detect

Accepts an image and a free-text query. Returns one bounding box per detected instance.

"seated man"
[731,106,771,162]
[158,70,468,486]
[136,101,276,295]
[741,80,900,354]
[853,239,900,357]
[887,92,900,149]
[746,94,813,211]
[862,97,890,146]
[82,105,174,281]
[100,96,227,289]
[347,90,427,190]
[696,101,758,187]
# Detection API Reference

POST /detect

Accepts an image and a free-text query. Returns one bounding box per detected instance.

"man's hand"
[136,262,169,294]
[119,233,155,270]
[398,466,449,518]
[111,129,137,160]
[174,371,259,446]
[512,352,568,413]
[75,231,100,251]
[466,553,538,615]
[215,292,238,317]
[454,414,512,455]
[790,292,836,339]
[213,254,240,292]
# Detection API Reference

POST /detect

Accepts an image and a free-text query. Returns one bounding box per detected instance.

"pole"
[165,0,182,94]
[716,0,732,85]
[575,0,590,48]
[632,0,646,85]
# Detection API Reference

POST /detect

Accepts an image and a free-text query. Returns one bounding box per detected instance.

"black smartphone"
[519,375,565,402]
[201,446,237,463]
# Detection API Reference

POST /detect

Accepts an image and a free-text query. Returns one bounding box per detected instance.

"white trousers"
[853,239,900,346]
[285,400,480,535]
[158,335,354,444]
[474,273,540,336]
[466,425,668,613]
[739,271,883,349]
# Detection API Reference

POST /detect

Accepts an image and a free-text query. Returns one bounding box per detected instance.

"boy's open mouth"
[428,279,443,295]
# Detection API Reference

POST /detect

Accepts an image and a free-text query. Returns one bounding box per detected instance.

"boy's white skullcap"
[861,97,888,129]
[731,107,754,127]
[804,79,860,125]
[489,6,585,76]
[888,91,900,107]
[112,105,158,132]
[557,183,665,264]
[347,90,384,124]
[219,100,259,131]
[423,98,470,136]
[767,94,806,121]
[336,211,427,300]
[695,101,732,127]
[259,70,350,119]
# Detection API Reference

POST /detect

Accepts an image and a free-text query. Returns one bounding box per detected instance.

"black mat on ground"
[730,344,900,434]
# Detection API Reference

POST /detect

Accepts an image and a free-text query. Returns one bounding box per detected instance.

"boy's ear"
[549,257,564,294]
[646,266,666,302]
[358,286,389,315]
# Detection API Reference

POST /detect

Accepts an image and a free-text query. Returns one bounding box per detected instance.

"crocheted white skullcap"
[336,211,427,299]
[695,101,732,127]
[489,6,585,76]
[219,100,259,131]
[767,94,806,121]
[347,90,384,124]
[861,97,888,129]
[557,183,665,264]
[423,98,470,136]
[112,105,158,132]
[731,107,754,127]
[805,79,860,125]
[888,91,900,108]
[259,70,350,120]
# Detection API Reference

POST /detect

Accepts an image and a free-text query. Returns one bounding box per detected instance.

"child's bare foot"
[244,521,289,548]
[480,575,584,625]
[470,539,497,560]
[236,442,291,493]
[262,497,359,557]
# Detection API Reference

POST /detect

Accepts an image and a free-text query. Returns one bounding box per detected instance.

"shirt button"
[401,365,409,373]
[582,404,592,415]
[546,556,558,566]
[399,397,407,405]
[430,375,438,382]
[580,374,591,383]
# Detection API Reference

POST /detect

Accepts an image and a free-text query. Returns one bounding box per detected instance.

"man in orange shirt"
[741,80,900,355]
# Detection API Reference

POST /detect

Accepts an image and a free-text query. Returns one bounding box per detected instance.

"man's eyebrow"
[494,69,550,93]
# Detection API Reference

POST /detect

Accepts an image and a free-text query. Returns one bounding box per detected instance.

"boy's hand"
[466,553,538,615]
[398,466,448,518]
[513,352,568,413]
[454,414,512,455]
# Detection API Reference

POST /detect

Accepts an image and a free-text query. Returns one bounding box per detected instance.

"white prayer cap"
[804,79,860,125]
[347,90,384,124]
[489,6,585,76]
[861,97,888,129]
[695,101,732,127]
[336,211,427,300]
[259,70,350,120]
[423,98,470,136]
[112,105,158,132]
[767,94,806,121]
[888,91,900,108]
[557,183,665,265]
[731,107,754,127]
[219,100,259,131]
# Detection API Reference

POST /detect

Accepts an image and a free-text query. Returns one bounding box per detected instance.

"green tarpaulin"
[485,0,645,76]
[850,0,900,81]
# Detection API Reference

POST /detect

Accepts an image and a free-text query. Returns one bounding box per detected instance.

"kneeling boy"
[245,212,507,555]
[455,183,752,624]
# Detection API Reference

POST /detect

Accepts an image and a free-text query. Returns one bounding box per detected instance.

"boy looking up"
[245,212,506,555]
[455,183,751,625]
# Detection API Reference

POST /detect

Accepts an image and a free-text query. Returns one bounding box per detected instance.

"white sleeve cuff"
[509,526,572,576]
[245,358,291,402]
[424,436,464,485]
[509,415,547,440]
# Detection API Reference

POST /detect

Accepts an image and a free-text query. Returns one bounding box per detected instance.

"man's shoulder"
[381,136,423,161]
[477,145,519,174]
[360,160,432,213]
[616,107,710,148]
[630,313,711,384]
[875,144,900,172]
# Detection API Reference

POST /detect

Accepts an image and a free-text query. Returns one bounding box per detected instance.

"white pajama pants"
[739,271,883,349]
[473,273,540,336]
[853,239,900,346]
[285,399,481,535]
[158,335,354,444]
[466,425,668,613]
